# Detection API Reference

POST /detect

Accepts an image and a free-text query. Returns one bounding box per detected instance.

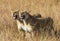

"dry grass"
[0,0,60,41]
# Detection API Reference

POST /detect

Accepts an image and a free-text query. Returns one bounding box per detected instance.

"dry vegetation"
[0,0,60,41]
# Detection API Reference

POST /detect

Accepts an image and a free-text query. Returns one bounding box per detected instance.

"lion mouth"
[20,15,25,19]
[13,17,16,20]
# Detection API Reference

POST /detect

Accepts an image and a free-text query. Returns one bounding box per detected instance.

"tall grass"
[0,0,60,41]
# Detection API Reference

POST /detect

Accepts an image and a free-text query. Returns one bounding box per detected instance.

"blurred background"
[0,0,60,41]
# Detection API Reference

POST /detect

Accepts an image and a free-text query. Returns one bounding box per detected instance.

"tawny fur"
[13,11,54,33]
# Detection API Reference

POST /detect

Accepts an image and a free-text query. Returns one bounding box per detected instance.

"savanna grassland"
[0,0,60,41]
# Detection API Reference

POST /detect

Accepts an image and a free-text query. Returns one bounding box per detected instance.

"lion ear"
[17,10,19,13]
[15,10,19,14]
[14,10,20,15]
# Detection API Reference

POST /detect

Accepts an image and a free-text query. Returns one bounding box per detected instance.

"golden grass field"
[0,0,60,41]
